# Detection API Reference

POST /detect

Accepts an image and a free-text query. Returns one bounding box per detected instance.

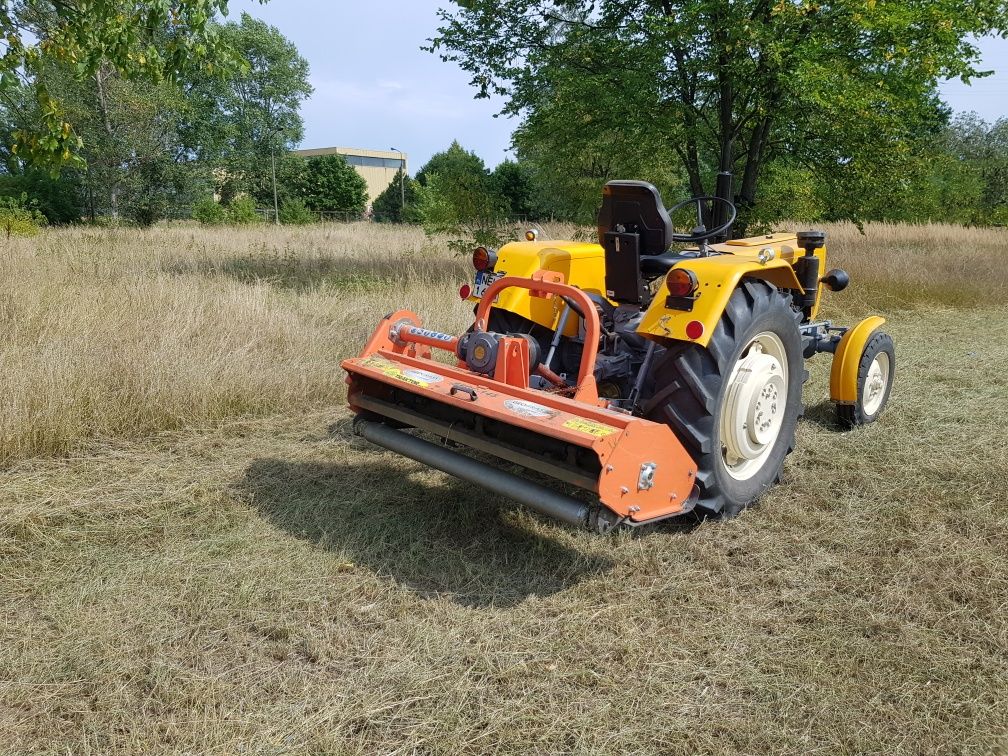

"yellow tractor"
[342,181,894,530]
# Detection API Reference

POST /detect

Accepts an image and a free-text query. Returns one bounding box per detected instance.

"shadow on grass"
[802,400,844,431]
[166,253,466,292]
[236,451,614,609]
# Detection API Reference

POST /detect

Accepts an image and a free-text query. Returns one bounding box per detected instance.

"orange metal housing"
[342,304,699,525]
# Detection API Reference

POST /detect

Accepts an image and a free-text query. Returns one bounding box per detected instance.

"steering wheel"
[667,195,737,244]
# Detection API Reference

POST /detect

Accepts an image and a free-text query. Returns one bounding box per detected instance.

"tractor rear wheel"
[642,280,805,517]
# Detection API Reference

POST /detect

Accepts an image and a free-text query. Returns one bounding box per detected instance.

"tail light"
[472,246,498,272]
[666,268,698,298]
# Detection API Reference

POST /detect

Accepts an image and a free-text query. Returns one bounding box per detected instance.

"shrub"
[0,194,47,238]
[228,195,261,225]
[279,197,315,225]
[193,197,228,225]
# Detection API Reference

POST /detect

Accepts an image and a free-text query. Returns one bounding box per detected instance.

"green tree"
[489,159,536,219]
[184,13,312,204]
[298,154,368,214]
[372,168,421,223]
[415,141,503,225]
[1,0,235,170]
[414,142,507,250]
[430,1,1008,223]
[35,64,199,221]
[944,114,1008,224]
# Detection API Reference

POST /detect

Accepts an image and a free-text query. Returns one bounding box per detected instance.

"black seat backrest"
[598,181,674,305]
[597,180,674,255]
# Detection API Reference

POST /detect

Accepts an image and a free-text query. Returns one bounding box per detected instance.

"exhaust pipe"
[354,418,592,528]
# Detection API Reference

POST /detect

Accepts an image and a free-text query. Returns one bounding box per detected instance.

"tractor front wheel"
[643,280,805,517]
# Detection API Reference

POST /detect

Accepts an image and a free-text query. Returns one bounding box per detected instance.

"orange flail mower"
[343,180,895,531]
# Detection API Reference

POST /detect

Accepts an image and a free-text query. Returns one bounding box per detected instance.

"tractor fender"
[638,256,805,347]
[830,316,887,404]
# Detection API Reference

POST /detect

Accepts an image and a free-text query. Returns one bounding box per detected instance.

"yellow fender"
[638,255,805,347]
[830,316,886,404]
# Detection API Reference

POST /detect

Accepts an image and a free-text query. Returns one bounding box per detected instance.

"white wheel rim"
[720,331,788,481]
[862,352,890,416]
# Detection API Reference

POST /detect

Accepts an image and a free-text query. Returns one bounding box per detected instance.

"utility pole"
[270,125,283,225]
[391,147,405,211]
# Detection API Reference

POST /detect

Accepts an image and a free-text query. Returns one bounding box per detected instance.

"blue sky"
[230,0,1007,170]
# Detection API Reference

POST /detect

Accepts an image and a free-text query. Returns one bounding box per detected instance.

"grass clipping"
[1,221,1007,753]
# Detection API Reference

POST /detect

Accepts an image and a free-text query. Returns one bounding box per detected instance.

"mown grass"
[1,220,1007,754]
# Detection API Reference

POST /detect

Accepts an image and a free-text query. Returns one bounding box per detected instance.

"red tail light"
[666,268,698,298]
[459,283,472,299]
[472,246,497,271]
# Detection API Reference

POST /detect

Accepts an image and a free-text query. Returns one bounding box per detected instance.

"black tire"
[641,280,805,517]
[836,331,895,428]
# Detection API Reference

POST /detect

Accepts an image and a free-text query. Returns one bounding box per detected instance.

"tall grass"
[2,220,1007,754]
[1,220,1005,464]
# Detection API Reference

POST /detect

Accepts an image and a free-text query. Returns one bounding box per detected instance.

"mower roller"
[342,180,895,530]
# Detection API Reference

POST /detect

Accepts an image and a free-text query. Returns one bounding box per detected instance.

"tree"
[372,168,421,223]
[430,1,1008,223]
[489,159,535,219]
[415,141,502,224]
[298,154,368,214]
[1,0,235,170]
[183,13,312,203]
[31,62,200,221]
[414,142,507,249]
[944,114,1008,224]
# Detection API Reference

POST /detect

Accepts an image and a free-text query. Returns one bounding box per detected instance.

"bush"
[279,197,315,225]
[193,197,228,225]
[0,170,83,224]
[0,194,47,238]
[227,195,261,225]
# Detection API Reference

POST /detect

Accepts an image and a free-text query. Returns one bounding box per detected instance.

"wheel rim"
[720,331,788,481]
[862,351,890,416]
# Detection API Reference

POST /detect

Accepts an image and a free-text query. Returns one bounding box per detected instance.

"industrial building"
[293,146,407,203]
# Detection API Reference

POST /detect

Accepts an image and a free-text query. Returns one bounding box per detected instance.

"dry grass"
[1,220,1007,754]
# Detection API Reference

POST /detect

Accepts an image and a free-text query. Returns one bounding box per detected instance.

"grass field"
[2,222,1007,754]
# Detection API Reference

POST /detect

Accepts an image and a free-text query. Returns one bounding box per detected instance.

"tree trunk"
[94,68,119,219]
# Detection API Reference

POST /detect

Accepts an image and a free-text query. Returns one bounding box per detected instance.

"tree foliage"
[0,193,47,237]
[372,168,422,223]
[414,141,508,249]
[1,0,237,170]
[430,0,1008,223]
[184,13,312,203]
[298,154,368,213]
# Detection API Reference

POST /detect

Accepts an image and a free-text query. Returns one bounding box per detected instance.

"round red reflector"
[666,268,697,298]
[685,320,705,340]
[459,283,472,299]
[472,246,490,271]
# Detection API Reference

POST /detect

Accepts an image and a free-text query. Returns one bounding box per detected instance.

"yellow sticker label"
[563,418,619,437]
[360,356,442,388]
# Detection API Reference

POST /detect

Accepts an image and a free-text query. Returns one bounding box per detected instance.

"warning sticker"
[360,356,442,388]
[503,399,557,419]
[563,418,619,438]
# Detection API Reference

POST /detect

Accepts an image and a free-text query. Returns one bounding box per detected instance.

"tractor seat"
[598,180,677,304]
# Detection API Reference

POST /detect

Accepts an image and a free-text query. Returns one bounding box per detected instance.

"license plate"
[473,269,503,299]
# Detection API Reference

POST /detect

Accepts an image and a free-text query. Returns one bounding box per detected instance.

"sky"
[230,0,1008,171]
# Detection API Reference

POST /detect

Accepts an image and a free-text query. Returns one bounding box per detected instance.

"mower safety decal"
[360,356,443,388]
[562,418,619,438]
[503,399,557,419]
